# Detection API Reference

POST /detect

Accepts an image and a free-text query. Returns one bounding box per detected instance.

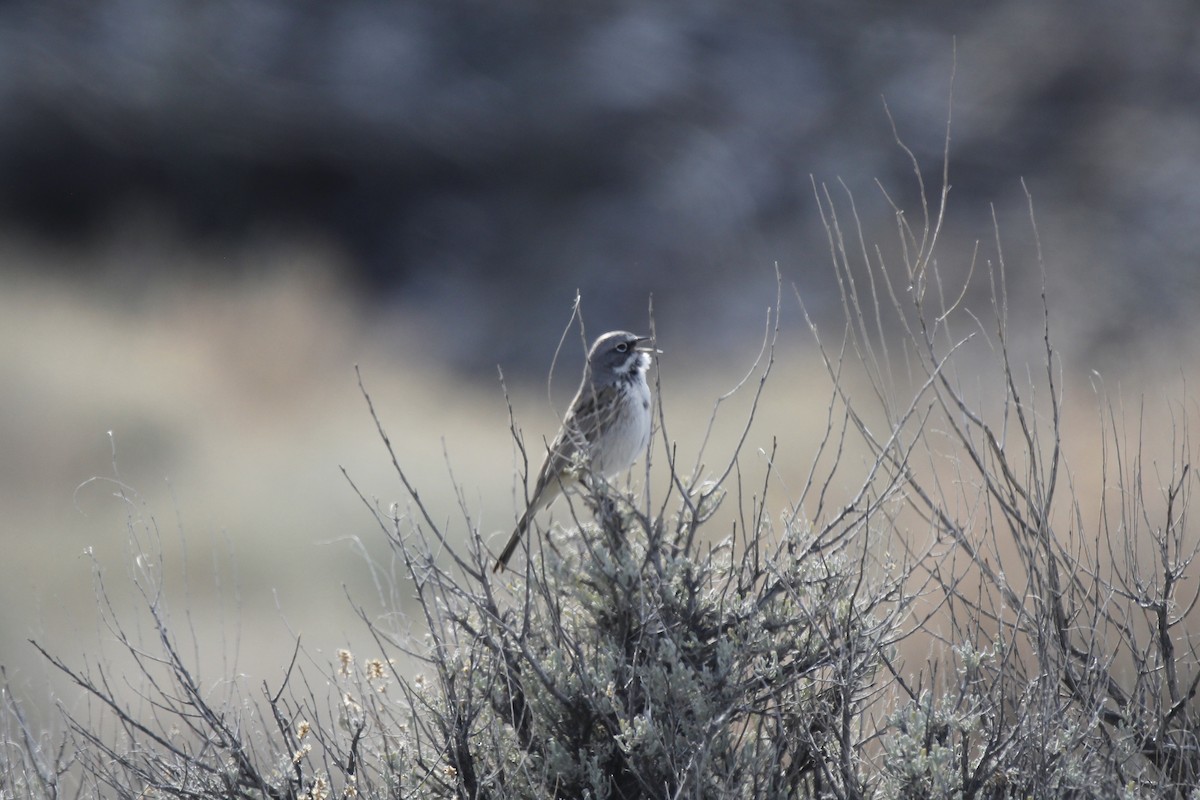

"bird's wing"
[496,383,622,573]
[533,383,621,490]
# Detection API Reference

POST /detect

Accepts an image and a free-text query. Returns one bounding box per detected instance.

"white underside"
[590,376,652,478]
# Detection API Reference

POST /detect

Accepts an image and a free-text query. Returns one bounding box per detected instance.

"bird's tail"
[494,478,568,573]
[493,507,534,573]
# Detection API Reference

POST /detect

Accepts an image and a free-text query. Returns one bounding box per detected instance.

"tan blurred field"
[3,233,1200,739]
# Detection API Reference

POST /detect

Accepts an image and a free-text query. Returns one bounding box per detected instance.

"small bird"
[494,331,655,572]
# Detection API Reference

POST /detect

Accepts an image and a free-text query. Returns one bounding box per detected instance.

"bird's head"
[588,330,656,379]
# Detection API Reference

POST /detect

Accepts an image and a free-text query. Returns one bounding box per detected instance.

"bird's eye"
[615,342,629,353]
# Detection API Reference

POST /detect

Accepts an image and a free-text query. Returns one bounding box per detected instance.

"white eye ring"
[615,342,629,353]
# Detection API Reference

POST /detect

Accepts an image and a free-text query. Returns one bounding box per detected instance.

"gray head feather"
[586,331,652,385]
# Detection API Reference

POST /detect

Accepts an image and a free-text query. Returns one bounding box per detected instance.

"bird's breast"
[591,377,652,477]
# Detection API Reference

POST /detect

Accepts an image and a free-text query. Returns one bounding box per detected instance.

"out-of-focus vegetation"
[1,1,1197,364]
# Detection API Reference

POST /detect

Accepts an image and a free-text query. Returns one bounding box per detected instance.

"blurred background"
[4,0,1200,731]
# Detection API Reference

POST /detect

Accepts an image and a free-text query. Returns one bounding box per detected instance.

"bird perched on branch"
[494,331,655,572]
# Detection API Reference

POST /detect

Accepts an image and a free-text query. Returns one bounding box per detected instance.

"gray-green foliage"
[879,655,1120,799]
[391,474,898,799]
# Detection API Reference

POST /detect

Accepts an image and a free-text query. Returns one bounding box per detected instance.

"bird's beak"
[634,336,662,354]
